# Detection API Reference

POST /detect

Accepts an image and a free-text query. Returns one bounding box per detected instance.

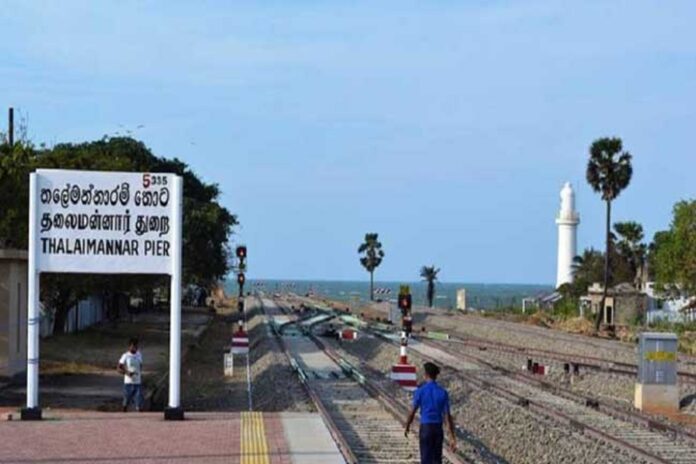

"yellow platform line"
[241,411,270,464]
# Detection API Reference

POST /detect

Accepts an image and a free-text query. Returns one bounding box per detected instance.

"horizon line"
[224,277,553,287]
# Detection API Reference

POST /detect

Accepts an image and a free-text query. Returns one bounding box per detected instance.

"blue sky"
[1,1,694,284]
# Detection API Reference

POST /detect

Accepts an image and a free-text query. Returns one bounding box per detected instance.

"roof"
[538,292,562,304]
[639,332,678,341]
[587,282,642,295]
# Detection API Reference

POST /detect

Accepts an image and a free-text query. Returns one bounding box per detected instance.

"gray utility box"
[637,332,678,385]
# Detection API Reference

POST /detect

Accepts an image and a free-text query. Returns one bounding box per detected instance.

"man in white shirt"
[117,337,143,412]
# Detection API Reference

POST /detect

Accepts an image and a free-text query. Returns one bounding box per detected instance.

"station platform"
[0,410,344,464]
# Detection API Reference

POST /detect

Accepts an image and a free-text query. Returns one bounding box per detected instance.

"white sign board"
[224,353,234,377]
[25,169,185,419]
[35,169,176,274]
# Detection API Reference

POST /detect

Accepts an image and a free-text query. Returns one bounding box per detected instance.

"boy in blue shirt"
[405,362,456,463]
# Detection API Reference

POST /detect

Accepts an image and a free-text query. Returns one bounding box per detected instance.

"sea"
[224,279,553,310]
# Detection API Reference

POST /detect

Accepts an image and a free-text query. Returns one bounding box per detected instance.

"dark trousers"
[419,423,444,464]
[123,384,143,410]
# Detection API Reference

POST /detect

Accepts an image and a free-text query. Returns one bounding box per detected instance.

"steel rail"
[310,334,471,464]
[427,338,696,443]
[258,296,359,464]
[445,313,696,367]
[440,334,696,383]
[266,297,471,464]
[370,329,679,464]
[283,295,696,463]
[414,339,672,463]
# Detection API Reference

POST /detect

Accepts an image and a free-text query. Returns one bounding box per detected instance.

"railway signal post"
[391,285,417,391]
[236,245,247,332]
[236,245,247,299]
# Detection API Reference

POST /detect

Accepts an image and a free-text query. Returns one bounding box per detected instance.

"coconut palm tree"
[420,265,440,307]
[358,233,385,301]
[613,221,647,289]
[586,137,633,331]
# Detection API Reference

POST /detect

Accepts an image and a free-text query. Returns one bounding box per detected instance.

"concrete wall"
[614,294,647,325]
[644,282,691,323]
[1,248,125,379]
[40,291,128,337]
[586,292,647,325]
[0,249,28,380]
[62,295,107,334]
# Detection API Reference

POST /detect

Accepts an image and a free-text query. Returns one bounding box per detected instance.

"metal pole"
[8,107,14,148]
[165,175,184,420]
[22,173,41,420]
[400,332,407,364]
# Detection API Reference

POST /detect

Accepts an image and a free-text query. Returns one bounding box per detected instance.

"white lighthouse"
[556,182,580,288]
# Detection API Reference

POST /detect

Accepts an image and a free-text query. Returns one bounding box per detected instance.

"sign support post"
[22,173,41,420]
[165,176,184,420]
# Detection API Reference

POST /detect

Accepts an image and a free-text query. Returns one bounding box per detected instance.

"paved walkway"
[0,410,343,464]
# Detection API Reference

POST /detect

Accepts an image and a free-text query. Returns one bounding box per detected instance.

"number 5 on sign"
[144,173,168,188]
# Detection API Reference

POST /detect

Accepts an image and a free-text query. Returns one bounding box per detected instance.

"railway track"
[441,314,696,370]
[413,336,696,464]
[284,295,696,462]
[257,296,484,464]
[440,334,696,384]
[295,296,696,381]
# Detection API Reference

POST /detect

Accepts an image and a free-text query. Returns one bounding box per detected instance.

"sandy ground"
[0,309,211,412]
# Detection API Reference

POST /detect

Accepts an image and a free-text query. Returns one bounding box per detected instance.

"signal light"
[236,246,247,259]
[237,273,245,285]
[398,294,412,311]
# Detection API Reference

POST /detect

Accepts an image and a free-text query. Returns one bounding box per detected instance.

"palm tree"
[613,221,647,289]
[420,266,440,307]
[586,137,633,331]
[358,233,385,301]
[572,248,604,284]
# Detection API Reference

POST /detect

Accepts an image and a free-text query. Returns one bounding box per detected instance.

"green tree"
[420,265,440,308]
[586,137,633,331]
[651,200,696,296]
[358,233,384,301]
[613,221,647,289]
[570,248,605,295]
[0,136,238,334]
[0,140,33,247]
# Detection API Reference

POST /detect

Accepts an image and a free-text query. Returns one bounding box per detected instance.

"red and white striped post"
[391,334,417,390]
[231,322,249,355]
[391,288,417,391]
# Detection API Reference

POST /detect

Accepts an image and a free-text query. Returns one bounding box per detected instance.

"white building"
[556,182,580,288]
[643,282,693,323]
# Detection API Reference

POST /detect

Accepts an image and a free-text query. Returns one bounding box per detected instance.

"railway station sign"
[23,169,185,421]
[34,170,176,274]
